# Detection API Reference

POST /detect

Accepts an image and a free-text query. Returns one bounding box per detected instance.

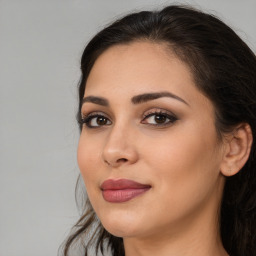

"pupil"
[155,115,166,123]
[97,117,107,125]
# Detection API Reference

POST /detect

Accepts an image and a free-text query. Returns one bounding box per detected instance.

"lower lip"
[102,188,150,203]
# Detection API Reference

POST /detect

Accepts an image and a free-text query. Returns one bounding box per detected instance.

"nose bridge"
[102,119,138,166]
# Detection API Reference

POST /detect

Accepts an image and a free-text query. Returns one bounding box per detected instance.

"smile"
[100,179,151,203]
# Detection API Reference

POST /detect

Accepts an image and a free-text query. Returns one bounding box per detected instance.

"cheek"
[77,133,102,188]
[142,124,221,203]
[77,134,107,219]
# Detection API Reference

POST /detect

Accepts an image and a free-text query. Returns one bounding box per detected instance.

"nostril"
[117,158,128,163]
[104,158,128,166]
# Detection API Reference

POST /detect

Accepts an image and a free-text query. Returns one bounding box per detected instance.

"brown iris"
[97,116,108,126]
[154,114,167,124]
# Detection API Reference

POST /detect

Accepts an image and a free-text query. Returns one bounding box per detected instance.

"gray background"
[0,0,255,255]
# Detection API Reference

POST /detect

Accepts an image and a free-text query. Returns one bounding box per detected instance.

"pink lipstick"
[100,179,151,203]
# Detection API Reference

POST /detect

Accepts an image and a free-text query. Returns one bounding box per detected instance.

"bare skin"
[77,41,251,256]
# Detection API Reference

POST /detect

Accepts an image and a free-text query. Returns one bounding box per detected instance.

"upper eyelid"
[81,108,177,120]
[81,110,110,119]
[142,108,177,118]
[80,112,111,127]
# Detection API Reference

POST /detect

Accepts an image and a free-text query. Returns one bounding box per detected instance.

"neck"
[123,179,228,256]
[124,225,228,256]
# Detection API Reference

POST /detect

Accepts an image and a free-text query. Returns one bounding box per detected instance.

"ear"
[220,123,253,177]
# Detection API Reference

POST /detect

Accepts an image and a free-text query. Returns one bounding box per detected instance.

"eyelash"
[80,110,178,129]
[141,110,178,127]
[80,112,111,129]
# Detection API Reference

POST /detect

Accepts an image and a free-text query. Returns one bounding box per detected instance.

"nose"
[102,123,139,168]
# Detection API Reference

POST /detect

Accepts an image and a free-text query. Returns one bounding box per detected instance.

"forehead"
[84,41,211,109]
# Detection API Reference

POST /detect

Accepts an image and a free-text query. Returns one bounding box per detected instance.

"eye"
[81,113,112,128]
[141,110,178,127]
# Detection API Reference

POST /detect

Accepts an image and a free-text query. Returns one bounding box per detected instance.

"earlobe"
[220,123,253,177]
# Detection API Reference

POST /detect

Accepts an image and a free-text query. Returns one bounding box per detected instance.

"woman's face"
[78,42,226,239]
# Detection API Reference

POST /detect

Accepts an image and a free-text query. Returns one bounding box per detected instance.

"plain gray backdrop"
[0,0,255,255]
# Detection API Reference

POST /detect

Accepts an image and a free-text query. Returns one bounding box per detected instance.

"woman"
[61,5,256,256]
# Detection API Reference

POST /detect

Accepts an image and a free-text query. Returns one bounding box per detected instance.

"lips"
[100,179,151,203]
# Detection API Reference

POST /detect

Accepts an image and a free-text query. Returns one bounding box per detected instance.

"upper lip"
[100,179,151,190]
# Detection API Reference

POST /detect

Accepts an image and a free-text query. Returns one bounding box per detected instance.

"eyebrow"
[131,91,189,105]
[82,96,109,106]
[82,91,189,107]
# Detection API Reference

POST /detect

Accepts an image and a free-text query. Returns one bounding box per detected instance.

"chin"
[98,208,146,238]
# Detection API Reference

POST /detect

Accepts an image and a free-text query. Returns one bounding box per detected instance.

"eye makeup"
[80,111,112,129]
[141,109,178,127]
[80,107,178,129]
